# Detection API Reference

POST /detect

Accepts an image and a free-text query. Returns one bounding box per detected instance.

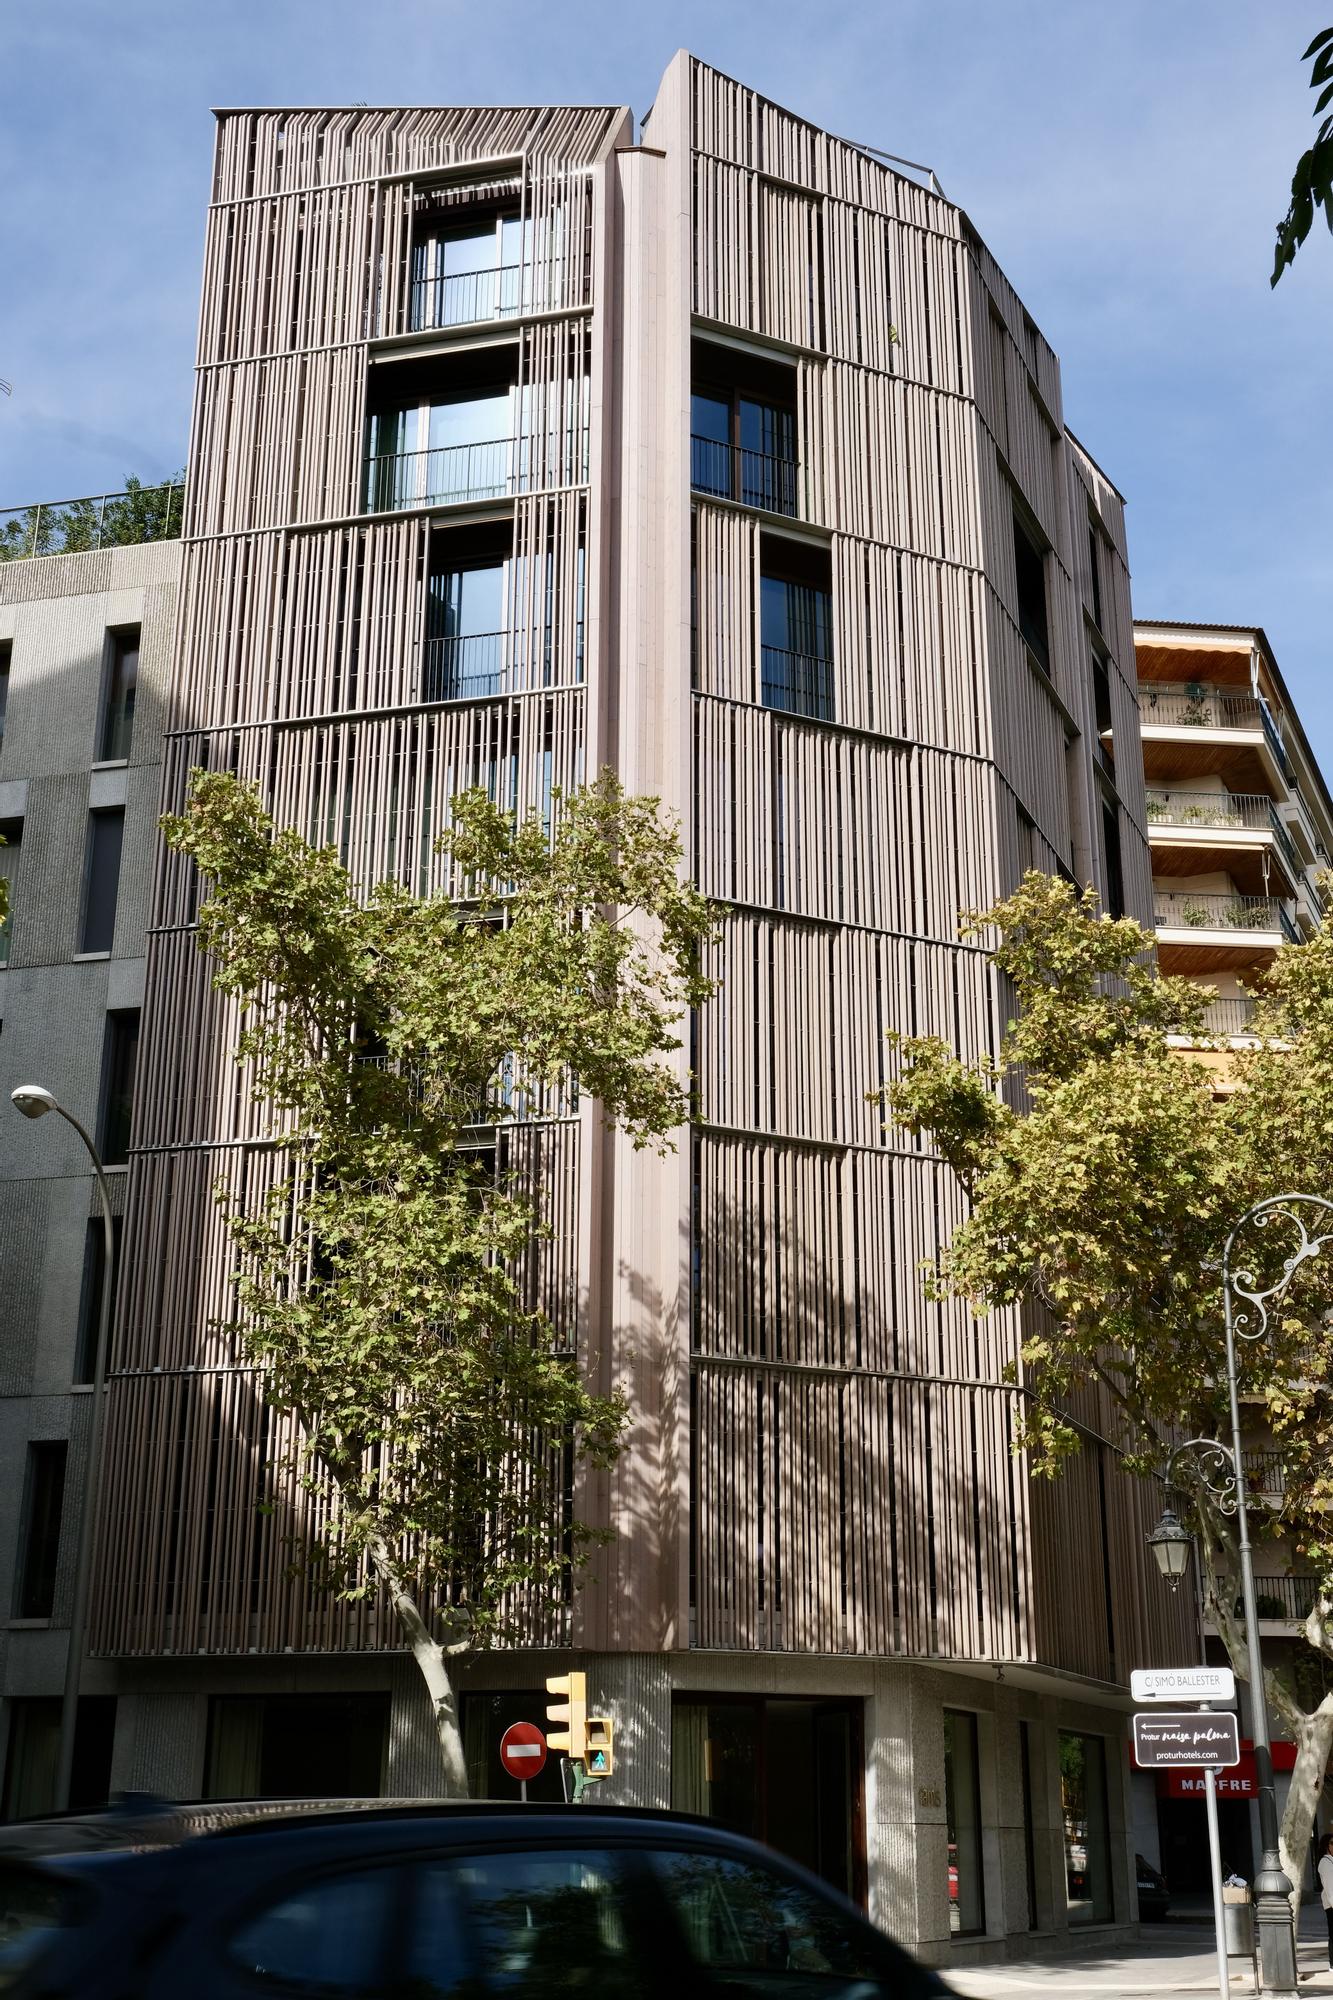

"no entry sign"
[499,1721,548,1784]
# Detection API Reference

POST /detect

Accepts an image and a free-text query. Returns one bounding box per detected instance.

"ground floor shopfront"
[0,1649,1146,1968]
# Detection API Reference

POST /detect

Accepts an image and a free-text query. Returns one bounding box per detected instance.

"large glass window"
[944,1708,985,1936]
[670,1698,863,1904]
[205,1692,389,1799]
[760,572,833,721]
[425,560,507,702]
[410,214,525,331]
[366,388,516,513]
[79,808,123,954]
[691,389,797,515]
[1061,1729,1113,1924]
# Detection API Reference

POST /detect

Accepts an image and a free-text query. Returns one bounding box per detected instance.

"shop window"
[670,1697,863,1905]
[944,1707,985,1935]
[1061,1729,1113,1923]
[204,1692,389,1799]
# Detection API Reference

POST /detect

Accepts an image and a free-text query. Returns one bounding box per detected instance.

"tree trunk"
[368,1537,469,1797]
[1273,1689,1333,1918]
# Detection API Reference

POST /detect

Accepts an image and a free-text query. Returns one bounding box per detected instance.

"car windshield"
[0,1864,72,1989]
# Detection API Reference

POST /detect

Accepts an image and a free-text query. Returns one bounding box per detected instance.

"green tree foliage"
[161,769,714,1791]
[1272,27,1333,285]
[883,872,1333,1894]
[0,473,184,562]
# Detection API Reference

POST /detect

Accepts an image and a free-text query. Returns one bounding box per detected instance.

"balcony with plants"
[1153,887,1299,950]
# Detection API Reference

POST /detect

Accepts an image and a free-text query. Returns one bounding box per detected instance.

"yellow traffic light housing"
[544,1670,587,1759]
[585,1715,614,1778]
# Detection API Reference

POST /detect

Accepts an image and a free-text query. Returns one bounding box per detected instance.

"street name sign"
[1131,1711,1241,1769]
[1129,1666,1236,1705]
[499,1721,548,1783]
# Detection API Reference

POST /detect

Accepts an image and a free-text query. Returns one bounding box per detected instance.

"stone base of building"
[0,1643,1142,1963]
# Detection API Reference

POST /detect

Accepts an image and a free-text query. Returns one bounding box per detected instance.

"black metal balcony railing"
[409,262,522,332]
[1145,788,1270,831]
[423,631,505,704]
[1202,997,1259,1036]
[0,480,184,563]
[1242,1450,1287,1496]
[1154,892,1296,939]
[691,435,799,518]
[1259,697,1291,778]
[365,439,523,513]
[1140,687,1264,731]
[1249,1575,1320,1621]
[761,645,834,722]
[1268,804,1302,877]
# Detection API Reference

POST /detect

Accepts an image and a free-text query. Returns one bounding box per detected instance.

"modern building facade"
[0,522,178,1814]
[0,55,1202,1967]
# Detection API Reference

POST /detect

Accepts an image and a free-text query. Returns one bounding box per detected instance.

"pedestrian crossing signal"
[585,1715,614,1777]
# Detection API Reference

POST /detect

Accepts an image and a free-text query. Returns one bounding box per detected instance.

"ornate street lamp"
[1154,1193,1333,2000]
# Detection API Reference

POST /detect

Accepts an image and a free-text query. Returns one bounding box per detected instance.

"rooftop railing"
[691,435,800,518]
[0,480,184,562]
[1154,891,1296,940]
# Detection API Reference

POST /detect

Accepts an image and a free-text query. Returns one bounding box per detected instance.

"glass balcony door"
[691,390,798,516]
[760,573,833,719]
[410,216,525,332]
[425,561,508,702]
[366,389,516,513]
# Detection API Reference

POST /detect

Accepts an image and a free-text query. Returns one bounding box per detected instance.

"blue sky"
[1,2,1330,760]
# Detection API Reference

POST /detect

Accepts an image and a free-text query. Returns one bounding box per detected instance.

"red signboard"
[1149,1739,1298,1800]
[499,1721,548,1784]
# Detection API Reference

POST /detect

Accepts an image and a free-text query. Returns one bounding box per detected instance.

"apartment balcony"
[0,480,183,562]
[1153,890,1298,975]
[760,645,834,721]
[423,630,507,703]
[1145,787,1300,899]
[691,435,800,518]
[1137,682,1290,791]
[1200,996,1259,1037]
[409,263,522,333]
[1202,1574,1321,1629]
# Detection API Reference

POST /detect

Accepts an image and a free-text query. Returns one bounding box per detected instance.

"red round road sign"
[499,1721,548,1783]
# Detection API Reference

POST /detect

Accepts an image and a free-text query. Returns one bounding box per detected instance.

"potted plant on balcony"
[1145,797,1170,822]
[1181,680,1211,727]
[1182,900,1211,927]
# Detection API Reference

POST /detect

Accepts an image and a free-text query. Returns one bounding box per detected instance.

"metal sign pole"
[1199,1703,1230,2000]
[520,1780,528,1805]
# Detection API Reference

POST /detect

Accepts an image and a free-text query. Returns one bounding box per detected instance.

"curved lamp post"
[11,1085,115,1814]
[1148,1193,1333,2000]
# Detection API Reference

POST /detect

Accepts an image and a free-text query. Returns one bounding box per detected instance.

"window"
[410,211,525,330]
[368,387,516,512]
[425,559,508,702]
[1013,514,1050,674]
[79,808,124,954]
[691,338,799,516]
[205,1693,389,1799]
[760,539,833,721]
[97,1009,139,1165]
[0,641,10,752]
[1086,520,1104,632]
[14,1442,66,1620]
[0,819,21,967]
[651,1848,890,1992]
[99,627,138,762]
[228,1867,395,1995]
[1091,652,1114,770]
[74,1216,122,1385]
[1061,1730,1113,1924]
[1019,1721,1039,1931]
[1101,794,1125,921]
[430,1849,638,1997]
[1,1696,115,1819]
[944,1708,985,1936]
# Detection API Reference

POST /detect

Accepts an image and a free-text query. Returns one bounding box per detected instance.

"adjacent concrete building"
[0,55,1205,1969]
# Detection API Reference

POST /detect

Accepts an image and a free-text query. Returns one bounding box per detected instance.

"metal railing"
[422,631,506,703]
[1242,1451,1288,1497]
[1259,697,1291,778]
[691,435,800,518]
[1154,892,1290,935]
[365,439,523,512]
[0,480,184,562]
[1249,1575,1320,1620]
[1144,788,1269,831]
[408,262,523,332]
[1201,997,1259,1035]
[1268,803,1302,877]
[761,645,834,721]
[1139,686,1264,731]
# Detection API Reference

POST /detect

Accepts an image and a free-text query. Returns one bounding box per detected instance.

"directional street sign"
[499,1721,548,1784]
[1132,1710,1241,1770]
[1130,1665,1236,1705]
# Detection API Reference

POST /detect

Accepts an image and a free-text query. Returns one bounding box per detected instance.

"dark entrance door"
[670,1695,866,1905]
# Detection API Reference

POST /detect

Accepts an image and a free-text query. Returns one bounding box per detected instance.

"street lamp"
[1153,1193,1333,2000]
[10,1085,116,1815]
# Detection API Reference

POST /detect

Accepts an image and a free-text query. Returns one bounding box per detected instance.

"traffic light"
[585,1715,614,1778]
[545,1670,587,1759]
